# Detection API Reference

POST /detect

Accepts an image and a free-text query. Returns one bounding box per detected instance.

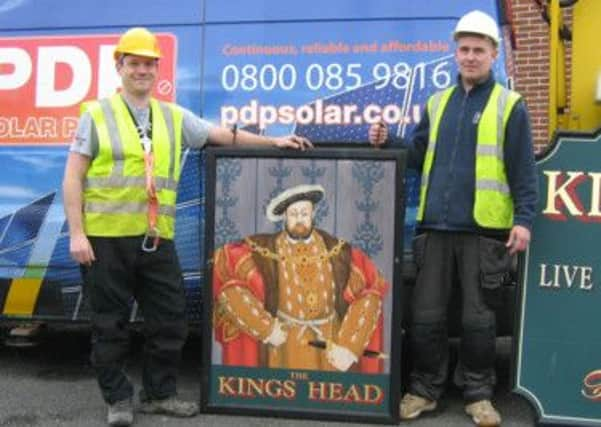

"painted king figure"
[212,184,390,373]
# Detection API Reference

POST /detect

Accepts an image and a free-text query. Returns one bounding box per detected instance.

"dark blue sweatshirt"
[403,73,538,233]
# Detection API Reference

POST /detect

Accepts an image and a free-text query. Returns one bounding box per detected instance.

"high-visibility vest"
[82,94,183,239]
[417,83,522,229]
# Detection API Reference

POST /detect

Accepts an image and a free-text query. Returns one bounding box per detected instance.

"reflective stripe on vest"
[83,94,183,238]
[417,83,521,229]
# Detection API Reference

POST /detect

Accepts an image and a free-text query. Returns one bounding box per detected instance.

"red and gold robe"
[213,229,389,373]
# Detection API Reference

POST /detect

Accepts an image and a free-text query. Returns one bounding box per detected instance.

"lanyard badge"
[140,133,152,154]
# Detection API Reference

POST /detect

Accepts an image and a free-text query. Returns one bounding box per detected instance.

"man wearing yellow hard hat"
[369,10,537,427]
[63,27,311,426]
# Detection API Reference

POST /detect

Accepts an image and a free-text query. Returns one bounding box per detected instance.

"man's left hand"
[326,343,358,371]
[272,135,312,150]
[368,121,388,147]
[506,225,531,255]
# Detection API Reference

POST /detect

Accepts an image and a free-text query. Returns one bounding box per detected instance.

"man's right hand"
[70,233,96,266]
[264,319,287,347]
[368,121,388,147]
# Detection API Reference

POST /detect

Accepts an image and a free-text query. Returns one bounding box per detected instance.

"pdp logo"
[0,33,176,144]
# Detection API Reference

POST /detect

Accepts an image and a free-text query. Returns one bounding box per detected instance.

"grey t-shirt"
[70,98,213,157]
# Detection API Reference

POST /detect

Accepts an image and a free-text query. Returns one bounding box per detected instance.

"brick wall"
[511,0,552,152]
[510,0,573,152]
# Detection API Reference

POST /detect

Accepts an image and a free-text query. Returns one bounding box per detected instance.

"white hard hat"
[453,10,500,46]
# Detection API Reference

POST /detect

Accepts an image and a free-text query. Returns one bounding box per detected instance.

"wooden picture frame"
[200,146,406,423]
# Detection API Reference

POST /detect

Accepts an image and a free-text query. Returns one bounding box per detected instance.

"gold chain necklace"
[244,236,346,264]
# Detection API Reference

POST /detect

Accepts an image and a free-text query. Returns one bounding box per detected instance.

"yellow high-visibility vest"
[82,94,183,239]
[417,83,522,229]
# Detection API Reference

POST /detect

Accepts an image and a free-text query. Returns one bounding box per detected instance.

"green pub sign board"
[515,129,601,426]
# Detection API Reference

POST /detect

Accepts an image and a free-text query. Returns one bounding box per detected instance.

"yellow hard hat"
[113,27,162,60]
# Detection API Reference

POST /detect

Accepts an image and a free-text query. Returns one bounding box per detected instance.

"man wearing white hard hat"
[369,10,538,426]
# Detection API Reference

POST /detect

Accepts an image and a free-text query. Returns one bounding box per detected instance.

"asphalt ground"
[0,327,536,427]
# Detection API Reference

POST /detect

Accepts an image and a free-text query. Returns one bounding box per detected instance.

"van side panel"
[0,0,505,322]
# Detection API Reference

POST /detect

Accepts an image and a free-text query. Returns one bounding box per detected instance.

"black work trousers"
[408,230,510,403]
[82,236,188,405]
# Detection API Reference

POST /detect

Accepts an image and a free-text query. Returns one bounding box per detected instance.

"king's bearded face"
[284,200,314,240]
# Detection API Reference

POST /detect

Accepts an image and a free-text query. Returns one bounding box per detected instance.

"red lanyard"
[141,136,160,252]
[124,101,160,252]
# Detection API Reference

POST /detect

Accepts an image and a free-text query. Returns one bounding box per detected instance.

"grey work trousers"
[408,230,511,403]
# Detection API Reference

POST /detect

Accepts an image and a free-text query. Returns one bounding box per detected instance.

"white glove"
[263,319,287,347]
[326,343,358,371]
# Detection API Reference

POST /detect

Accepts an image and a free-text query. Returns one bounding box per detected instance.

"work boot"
[465,399,502,426]
[139,396,199,417]
[107,398,133,426]
[399,393,437,419]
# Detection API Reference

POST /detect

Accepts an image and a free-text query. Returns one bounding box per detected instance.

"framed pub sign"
[514,129,601,426]
[200,146,406,423]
